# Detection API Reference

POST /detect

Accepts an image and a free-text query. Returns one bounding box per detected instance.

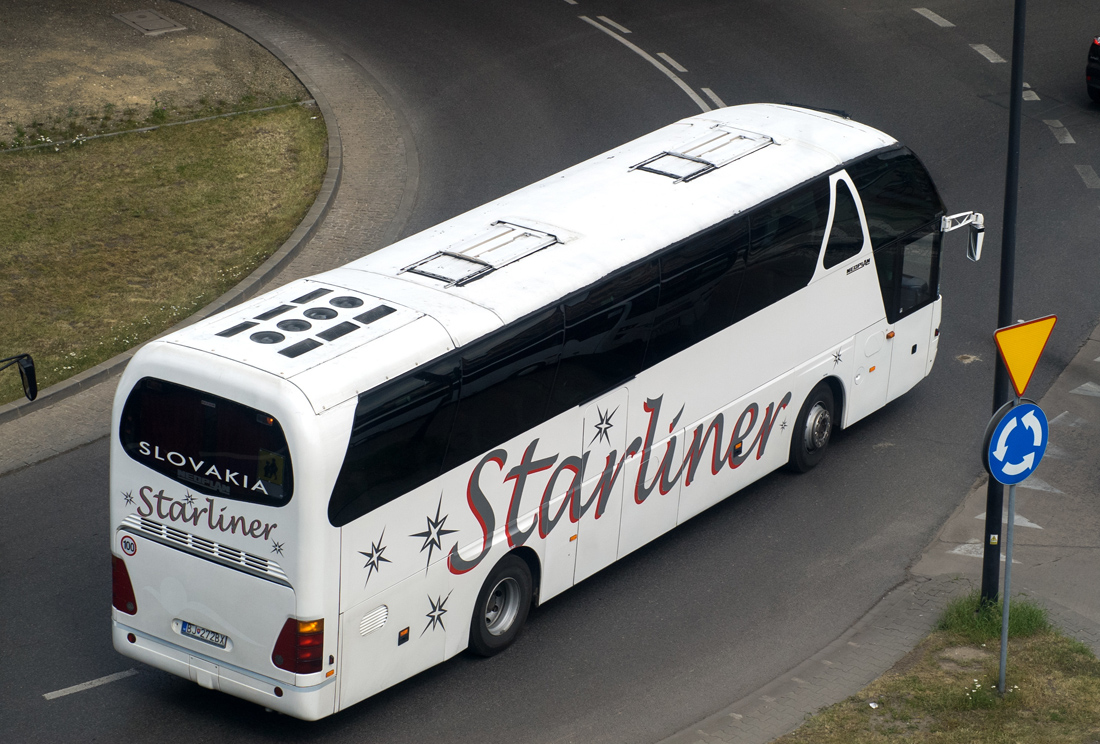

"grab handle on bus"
[940,212,985,262]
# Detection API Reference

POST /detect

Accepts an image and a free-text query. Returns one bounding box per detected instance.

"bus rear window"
[119,377,293,506]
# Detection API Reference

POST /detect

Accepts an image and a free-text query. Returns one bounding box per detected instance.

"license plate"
[181,621,228,649]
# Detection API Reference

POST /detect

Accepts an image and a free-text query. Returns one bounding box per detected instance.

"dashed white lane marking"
[580,16,711,113]
[701,87,727,108]
[657,52,688,72]
[1071,380,1100,395]
[1023,89,1040,101]
[1050,410,1089,427]
[597,15,631,34]
[1017,477,1063,493]
[1044,119,1075,144]
[971,44,1007,63]
[44,669,139,700]
[912,8,954,27]
[564,0,578,5]
[976,511,1043,528]
[949,543,1020,562]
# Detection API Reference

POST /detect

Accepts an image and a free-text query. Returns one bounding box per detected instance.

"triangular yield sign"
[994,315,1057,398]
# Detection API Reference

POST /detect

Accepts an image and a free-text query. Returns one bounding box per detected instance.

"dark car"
[1089,36,1100,103]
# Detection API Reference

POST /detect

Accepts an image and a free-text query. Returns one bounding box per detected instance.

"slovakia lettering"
[136,486,278,540]
[137,441,269,495]
[447,392,790,575]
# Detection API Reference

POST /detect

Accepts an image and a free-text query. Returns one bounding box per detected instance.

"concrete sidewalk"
[2,3,1099,743]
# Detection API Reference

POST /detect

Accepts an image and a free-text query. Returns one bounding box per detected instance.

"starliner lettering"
[135,486,278,540]
[447,392,790,574]
[136,441,269,495]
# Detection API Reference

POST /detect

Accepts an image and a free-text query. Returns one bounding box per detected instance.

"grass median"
[775,590,1100,743]
[0,104,327,406]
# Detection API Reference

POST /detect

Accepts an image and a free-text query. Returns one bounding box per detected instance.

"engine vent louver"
[317,322,359,342]
[280,339,323,358]
[360,605,389,636]
[354,305,396,325]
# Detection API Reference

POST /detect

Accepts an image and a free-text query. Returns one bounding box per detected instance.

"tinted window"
[120,378,293,506]
[552,261,659,410]
[875,226,941,323]
[847,149,944,249]
[329,358,459,526]
[644,217,747,367]
[443,308,564,469]
[738,179,829,318]
[822,180,865,269]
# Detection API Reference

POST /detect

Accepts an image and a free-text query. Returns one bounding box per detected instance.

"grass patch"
[937,589,1051,643]
[0,104,327,405]
[774,596,1100,743]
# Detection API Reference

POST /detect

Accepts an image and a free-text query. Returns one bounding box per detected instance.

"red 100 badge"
[121,534,137,556]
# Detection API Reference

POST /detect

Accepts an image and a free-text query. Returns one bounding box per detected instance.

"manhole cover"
[114,10,187,36]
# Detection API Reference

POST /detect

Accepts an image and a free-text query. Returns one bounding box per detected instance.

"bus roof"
[165,104,896,413]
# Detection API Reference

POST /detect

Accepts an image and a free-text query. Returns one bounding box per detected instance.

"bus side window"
[846,149,944,250]
[329,357,460,526]
[874,227,941,323]
[644,216,748,367]
[551,260,659,411]
[443,307,565,470]
[822,179,864,269]
[738,179,829,319]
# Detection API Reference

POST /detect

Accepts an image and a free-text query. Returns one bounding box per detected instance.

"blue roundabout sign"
[983,401,1048,485]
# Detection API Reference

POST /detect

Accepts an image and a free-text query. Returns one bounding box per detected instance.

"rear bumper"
[113,619,336,720]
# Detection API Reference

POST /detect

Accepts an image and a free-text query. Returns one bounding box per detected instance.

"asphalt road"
[5,0,1100,741]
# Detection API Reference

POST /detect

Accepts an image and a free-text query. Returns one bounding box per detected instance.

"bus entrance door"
[573,387,630,584]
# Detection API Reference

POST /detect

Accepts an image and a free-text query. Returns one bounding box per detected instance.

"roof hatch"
[402,220,560,286]
[631,125,774,182]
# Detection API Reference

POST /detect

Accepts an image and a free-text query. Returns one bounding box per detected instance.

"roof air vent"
[292,288,333,304]
[251,331,285,345]
[217,321,258,338]
[304,307,338,320]
[330,296,364,309]
[631,126,774,182]
[402,221,559,286]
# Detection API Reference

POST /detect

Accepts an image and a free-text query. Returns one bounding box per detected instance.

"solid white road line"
[971,44,1006,63]
[912,8,955,27]
[1044,120,1075,144]
[44,669,139,700]
[701,87,727,108]
[1075,165,1100,189]
[597,15,632,34]
[657,52,688,72]
[579,16,711,113]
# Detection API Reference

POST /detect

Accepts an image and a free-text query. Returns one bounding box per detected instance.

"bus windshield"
[119,377,294,505]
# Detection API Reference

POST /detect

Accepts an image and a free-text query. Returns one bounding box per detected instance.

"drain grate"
[114,10,187,36]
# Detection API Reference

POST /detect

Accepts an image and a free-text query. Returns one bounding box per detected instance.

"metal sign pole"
[999,480,1017,694]
[982,0,1028,605]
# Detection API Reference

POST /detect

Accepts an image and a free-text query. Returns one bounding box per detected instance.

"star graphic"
[182,491,196,507]
[780,419,788,431]
[411,496,457,571]
[359,528,392,586]
[588,405,618,447]
[832,349,843,367]
[271,540,285,556]
[421,592,451,636]
[122,490,134,506]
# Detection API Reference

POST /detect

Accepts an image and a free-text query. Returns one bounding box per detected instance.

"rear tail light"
[272,618,325,674]
[112,555,138,615]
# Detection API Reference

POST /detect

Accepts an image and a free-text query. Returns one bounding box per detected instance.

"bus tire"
[468,554,533,657]
[788,381,834,473]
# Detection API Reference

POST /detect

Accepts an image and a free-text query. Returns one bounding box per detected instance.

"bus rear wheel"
[469,554,532,657]
[788,381,835,473]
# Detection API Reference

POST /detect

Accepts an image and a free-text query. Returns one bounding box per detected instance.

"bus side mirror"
[18,356,37,402]
[941,211,984,262]
[967,221,984,262]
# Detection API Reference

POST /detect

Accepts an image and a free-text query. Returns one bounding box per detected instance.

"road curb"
[0,0,343,427]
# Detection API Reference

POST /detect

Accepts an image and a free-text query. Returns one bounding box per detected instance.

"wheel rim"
[803,401,831,452]
[484,576,522,636]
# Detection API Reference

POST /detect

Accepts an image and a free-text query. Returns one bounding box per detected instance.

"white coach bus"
[110,104,983,719]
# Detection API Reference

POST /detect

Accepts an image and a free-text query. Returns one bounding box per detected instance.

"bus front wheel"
[788,381,835,473]
[469,554,533,657]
